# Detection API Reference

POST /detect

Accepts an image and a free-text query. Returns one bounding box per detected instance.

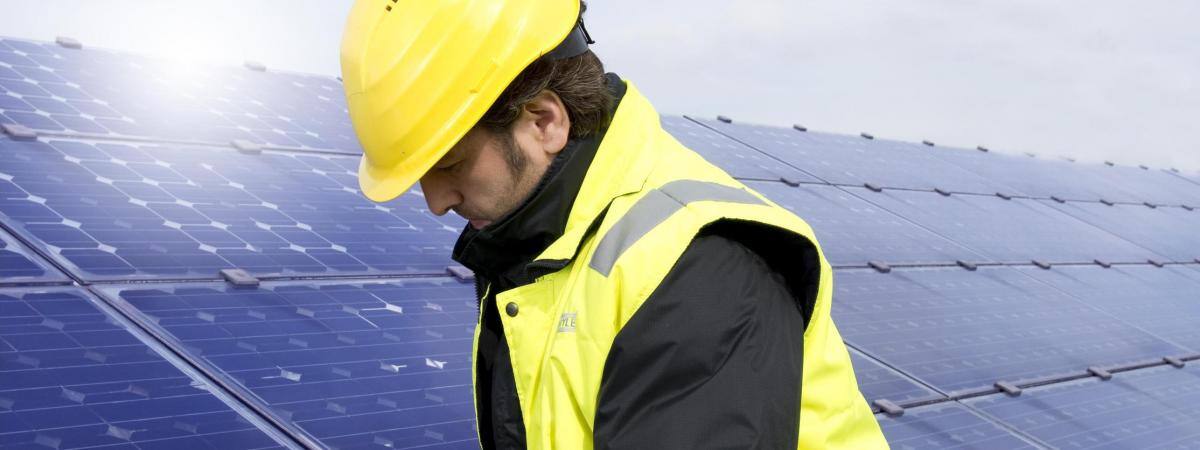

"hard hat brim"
[357,150,436,203]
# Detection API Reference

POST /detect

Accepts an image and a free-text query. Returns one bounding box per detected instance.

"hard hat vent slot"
[385,0,397,12]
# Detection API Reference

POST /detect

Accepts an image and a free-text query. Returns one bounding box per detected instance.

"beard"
[452,130,543,228]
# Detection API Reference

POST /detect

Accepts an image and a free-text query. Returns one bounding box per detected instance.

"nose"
[418,175,461,216]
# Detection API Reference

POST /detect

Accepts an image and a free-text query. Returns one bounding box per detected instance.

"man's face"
[419,128,547,230]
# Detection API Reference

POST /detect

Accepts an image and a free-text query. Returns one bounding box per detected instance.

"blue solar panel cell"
[847,346,942,406]
[876,402,1039,449]
[746,182,987,266]
[0,227,67,285]
[1018,264,1200,354]
[964,365,1200,449]
[0,38,360,153]
[94,277,480,449]
[0,287,286,449]
[658,116,820,183]
[0,138,462,281]
[692,117,1015,194]
[854,188,1166,264]
[1044,200,1200,263]
[834,266,1187,396]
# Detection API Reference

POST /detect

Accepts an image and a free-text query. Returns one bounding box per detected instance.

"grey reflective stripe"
[589,180,765,276]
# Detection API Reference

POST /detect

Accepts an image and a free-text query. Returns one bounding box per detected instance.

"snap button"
[505,302,519,317]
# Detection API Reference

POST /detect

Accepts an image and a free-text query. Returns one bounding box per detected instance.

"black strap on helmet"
[546,18,595,60]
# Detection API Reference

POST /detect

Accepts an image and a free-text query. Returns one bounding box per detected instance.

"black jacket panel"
[593,229,806,450]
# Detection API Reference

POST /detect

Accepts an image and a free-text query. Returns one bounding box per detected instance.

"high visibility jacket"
[470,82,888,449]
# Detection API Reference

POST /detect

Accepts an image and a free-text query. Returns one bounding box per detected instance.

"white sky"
[1,0,1198,174]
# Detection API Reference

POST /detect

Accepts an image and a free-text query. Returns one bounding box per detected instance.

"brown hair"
[476,4,613,139]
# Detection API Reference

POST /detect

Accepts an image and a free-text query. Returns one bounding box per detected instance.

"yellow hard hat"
[341,0,584,202]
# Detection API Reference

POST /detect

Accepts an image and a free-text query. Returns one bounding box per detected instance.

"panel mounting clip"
[976,145,990,153]
[860,132,875,140]
[219,268,260,288]
[1032,260,1051,270]
[1100,199,1115,206]
[779,176,801,187]
[792,124,807,132]
[873,399,904,417]
[1143,202,1158,209]
[716,115,732,124]
[55,36,83,50]
[995,192,1012,200]
[244,60,267,72]
[956,260,977,271]
[1182,205,1194,211]
[446,265,475,282]
[1093,259,1112,268]
[1087,366,1113,381]
[934,188,951,197]
[1050,196,1066,203]
[1,123,38,141]
[230,139,263,155]
[994,381,1022,397]
[1164,356,1186,369]
[1148,259,1165,268]
[922,140,935,147]
[864,182,883,193]
[867,261,891,274]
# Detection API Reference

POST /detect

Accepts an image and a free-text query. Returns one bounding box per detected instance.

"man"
[341,1,887,448]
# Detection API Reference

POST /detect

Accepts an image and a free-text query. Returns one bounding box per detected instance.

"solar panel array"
[3,36,1199,449]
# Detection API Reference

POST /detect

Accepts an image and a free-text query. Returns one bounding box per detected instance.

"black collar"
[452,74,627,287]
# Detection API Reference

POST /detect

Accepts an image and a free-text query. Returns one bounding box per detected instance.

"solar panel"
[1044,200,1200,263]
[1086,165,1200,208]
[875,401,1040,449]
[93,277,480,449]
[0,38,360,154]
[963,364,1200,449]
[746,181,987,267]
[847,346,942,406]
[833,266,1187,396]
[927,145,1146,203]
[1018,264,1200,354]
[0,137,462,281]
[0,226,67,285]
[0,286,288,449]
[854,188,1166,264]
[691,117,1015,194]
[659,115,820,183]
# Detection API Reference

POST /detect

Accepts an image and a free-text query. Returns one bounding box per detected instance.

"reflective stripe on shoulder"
[588,180,765,276]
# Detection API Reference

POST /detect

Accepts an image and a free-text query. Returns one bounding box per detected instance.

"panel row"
[0,136,462,282]
[0,287,288,449]
[880,363,1200,449]
[745,180,1189,267]
[0,37,360,153]
[92,277,481,449]
[1,121,1191,283]
[682,115,1200,207]
[836,264,1200,405]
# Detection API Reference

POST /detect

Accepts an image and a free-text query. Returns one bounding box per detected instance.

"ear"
[517,90,571,157]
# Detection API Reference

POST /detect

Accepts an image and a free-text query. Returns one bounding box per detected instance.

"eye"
[435,158,460,172]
